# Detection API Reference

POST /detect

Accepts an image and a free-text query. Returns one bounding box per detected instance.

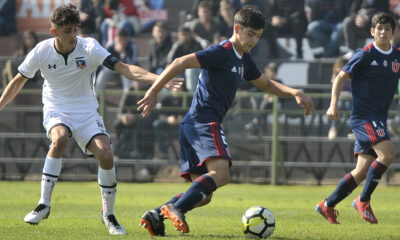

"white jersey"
[18,36,110,113]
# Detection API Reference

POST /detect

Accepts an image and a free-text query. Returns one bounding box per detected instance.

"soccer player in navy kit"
[138,8,314,236]
[0,4,182,235]
[316,12,399,224]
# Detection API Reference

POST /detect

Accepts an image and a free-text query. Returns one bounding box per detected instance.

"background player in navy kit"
[0,4,182,235]
[316,12,398,224]
[138,8,314,236]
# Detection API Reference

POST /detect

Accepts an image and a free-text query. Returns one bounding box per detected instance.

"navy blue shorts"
[178,121,232,181]
[352,120,391,158]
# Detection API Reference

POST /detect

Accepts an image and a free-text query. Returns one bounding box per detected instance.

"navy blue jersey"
[342,43,400,126]
[184,40,261,123]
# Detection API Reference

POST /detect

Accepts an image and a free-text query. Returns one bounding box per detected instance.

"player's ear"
[234,24,240,34]
[370,28,375,37]
[50,27,57,37]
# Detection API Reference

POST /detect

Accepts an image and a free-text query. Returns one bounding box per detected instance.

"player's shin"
[98,166,117,217]
[173,174,217,213]
[39,156,62,206]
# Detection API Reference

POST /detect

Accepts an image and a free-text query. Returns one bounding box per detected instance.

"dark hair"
[198,0,211,10]
[371,12,396,31]
[116,28,129,38]
[153,21,169,31]
[50,4,80,27]
[178,26,191,34]
[234,8,265,30]
[21,30,39,55]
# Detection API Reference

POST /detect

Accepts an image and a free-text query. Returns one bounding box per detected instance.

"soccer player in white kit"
[0,4,182,235]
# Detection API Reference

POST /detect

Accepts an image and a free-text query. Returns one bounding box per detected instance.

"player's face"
[51,24,78,53]
[371,22,393,49]
[235,25,263,54]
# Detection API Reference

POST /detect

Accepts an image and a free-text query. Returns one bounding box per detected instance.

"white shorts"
[43,110,109,156]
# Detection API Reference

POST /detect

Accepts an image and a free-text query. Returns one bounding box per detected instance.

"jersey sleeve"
[342,49,365,77]
[194,45,228,69]
[90,38,111,66]
[243,54,261,81]
[18,46,40,79]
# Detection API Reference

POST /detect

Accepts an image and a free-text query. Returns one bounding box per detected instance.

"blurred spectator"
[152,91,184,159]
[0,0,16,36]
[264,0,308,59]
[188,0,223,20]
[79,0,106,39]
[217,0,236,39]
[185,0,221,47]
[114,85,154,159]
[328,55,352,139]
[244,62,282,135]
[343,0,389,51]
[148,21,172,74]
[167,26,203,91]
[2,30,43,88]
[100,0,141,45]
[96,28,137,92]
[307,0,351,58]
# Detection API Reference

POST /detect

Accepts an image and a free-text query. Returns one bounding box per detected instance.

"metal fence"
[1,89,400,185]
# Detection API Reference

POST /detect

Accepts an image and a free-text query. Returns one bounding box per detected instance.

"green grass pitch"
[0,181,399,239]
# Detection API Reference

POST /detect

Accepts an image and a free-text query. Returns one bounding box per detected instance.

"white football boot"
[24,204,51,225]
[101,213,127,235]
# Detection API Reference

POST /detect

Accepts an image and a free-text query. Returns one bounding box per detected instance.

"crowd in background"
[2,0,400,158]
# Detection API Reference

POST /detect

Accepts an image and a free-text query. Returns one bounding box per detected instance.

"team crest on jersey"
[76,59,87,69]
[376,128,386,137]
[392,62,400,73]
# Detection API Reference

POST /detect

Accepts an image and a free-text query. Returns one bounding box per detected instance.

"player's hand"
[294,91,314,116]
[164,77,184,91]
[326,105,339,120]
[137,89,158,117]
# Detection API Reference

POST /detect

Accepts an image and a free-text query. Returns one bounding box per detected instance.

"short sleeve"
[90,38,111,66]
[244,54,261,81]
[18,46,40,79]
[342,49,365,78]
[195,45,228,69]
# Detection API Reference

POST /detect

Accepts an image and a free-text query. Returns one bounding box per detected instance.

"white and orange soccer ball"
[242,206,275,238]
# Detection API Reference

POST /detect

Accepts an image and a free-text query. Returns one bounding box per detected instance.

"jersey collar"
[373,42,392,55]
[229,38,243,59]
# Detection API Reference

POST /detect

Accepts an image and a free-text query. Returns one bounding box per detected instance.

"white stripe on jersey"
[18,36,110,113]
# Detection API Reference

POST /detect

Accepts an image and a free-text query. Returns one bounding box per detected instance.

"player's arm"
[104,55,183,91]
[0,73,28,111]
[137,53,200,117]
[251,74,315,116]
[326,70,350,120]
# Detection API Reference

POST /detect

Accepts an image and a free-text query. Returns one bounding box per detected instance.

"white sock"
[98,167,117,217]
[39,156,62,206]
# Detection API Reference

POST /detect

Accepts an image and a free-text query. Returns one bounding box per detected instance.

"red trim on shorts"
[364,123,377,143]
[197,157,232,167]
[210,122,226,158]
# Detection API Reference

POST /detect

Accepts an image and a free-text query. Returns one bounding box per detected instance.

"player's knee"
[51,135,68,150]
[97,150,114,169]
[380,152,394,166]
[352,168,368,181]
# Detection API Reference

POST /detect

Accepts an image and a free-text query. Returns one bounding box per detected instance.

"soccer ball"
[242,206,275,238]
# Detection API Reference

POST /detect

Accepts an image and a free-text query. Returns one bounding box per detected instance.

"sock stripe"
[43,172,58,178]
[195,175,217,193]
[344,173,357,190]
[372,161,387,175]
[99,183,117,188]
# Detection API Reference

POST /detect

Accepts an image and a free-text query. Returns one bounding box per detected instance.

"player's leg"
[353,140,394,224]
[161,159,229,233]
[24,124,70,225]
[87,134,126,235]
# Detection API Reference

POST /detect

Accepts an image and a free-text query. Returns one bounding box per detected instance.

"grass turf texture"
[0,182,399,240]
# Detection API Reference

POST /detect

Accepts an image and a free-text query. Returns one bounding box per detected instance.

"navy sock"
[326,173,357,207]
[173,174,217,213]
[360,160,387,202]
[155,193,183,215]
